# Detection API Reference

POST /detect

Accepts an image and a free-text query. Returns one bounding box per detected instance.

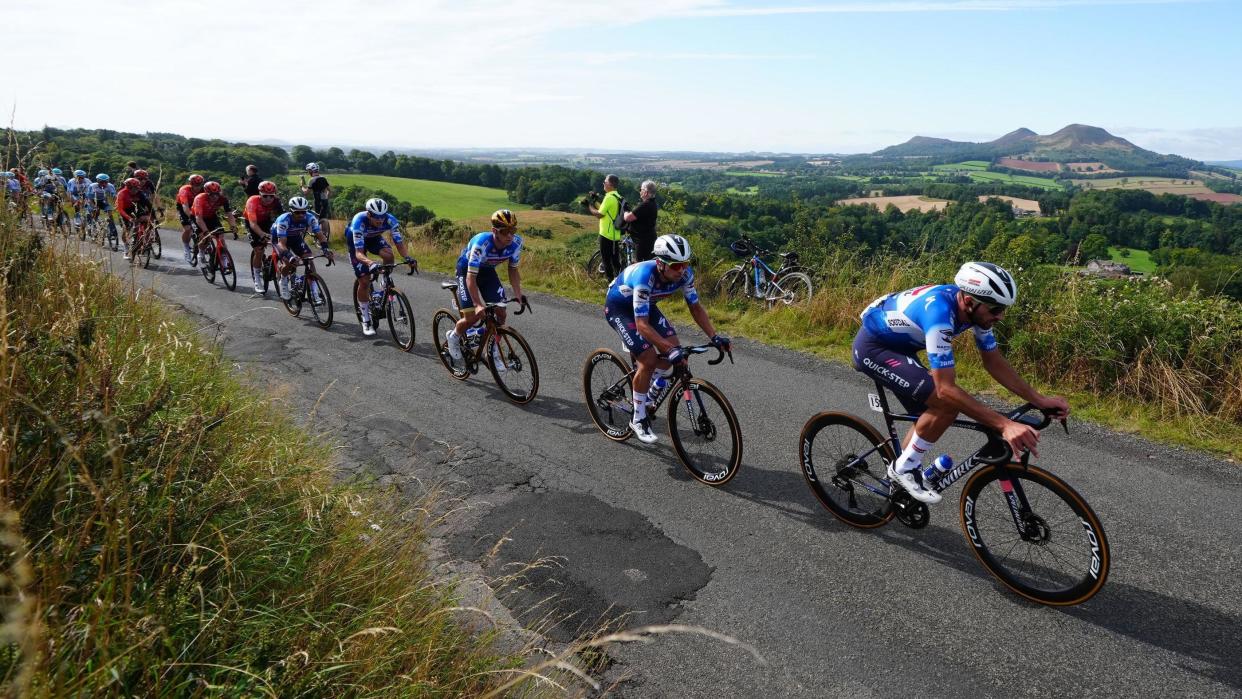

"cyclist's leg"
[315,200,332,241]
[348,237,373,313]
[454,267,504,335]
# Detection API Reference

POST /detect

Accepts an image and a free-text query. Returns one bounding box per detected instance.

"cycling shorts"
[605,304,675,356]
[279,235,313,260]
[248,229,269,249]
[200,215,223,234]
[851,327,934,414]
[454,267,505,311]
[177,204,193,226]
[88,199,113,213]
[313,198,331,218]
[347,235,390,278]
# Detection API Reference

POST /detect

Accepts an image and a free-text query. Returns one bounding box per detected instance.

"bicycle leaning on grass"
[798,379,1110,606]
[715,235,813,307]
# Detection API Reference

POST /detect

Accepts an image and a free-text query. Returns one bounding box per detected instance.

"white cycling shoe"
[445,329,463,361]
[630,417,658,444]
[361,318,376,337]
[490,342,506,373]
[887,462,942,504]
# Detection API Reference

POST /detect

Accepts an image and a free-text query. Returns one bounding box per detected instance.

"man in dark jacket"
[624,180,659,261]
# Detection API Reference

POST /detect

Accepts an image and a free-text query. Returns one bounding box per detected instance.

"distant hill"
[1208,160,1242,169]
[870,124,1200,174]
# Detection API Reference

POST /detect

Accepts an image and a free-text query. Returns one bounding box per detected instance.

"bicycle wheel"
[666,378,742,486]
[586,249,605,283]
[582,348,634,441]
[307,274,333,329]
[713,266,748,300]
[151,229,162,259]
[139,237,152,269]
[432,309,469,379]
[768,271,813,307]
[282,278,304,316]
[960,464,1109,605]
[386,291,415,351]
[200,249,216,283]
[486,327,539,404]
[219,248,237,290]
[799,412,897,528]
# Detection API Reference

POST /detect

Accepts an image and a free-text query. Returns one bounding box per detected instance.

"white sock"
[360,304,371,323]
[633,392,648,421]
[896,432,934,474]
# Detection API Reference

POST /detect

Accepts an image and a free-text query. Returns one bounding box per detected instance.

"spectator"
[239,164,261,197]
[587,173,625,280]
[624,180,658,261]
[123,161,138,180]
[301,163,333,241]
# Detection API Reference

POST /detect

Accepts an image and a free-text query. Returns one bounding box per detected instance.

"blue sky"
[5,0,1240,158]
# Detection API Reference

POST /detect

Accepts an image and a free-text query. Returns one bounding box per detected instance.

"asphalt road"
[98,231,1242,698]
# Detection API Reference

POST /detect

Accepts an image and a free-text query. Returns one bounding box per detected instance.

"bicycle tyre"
[387,290,415,351]
[432,309,469,380]
[714,266,748,300]
[586,249,605,283]
[768,271,813,307]
[139,237,152,269]
[667,378,742,486]
[486,326,539,404]
[219,248,237,290]
[307,274,333,329]
[152,229,162,259]
[283,279,304,316]
[582,348,634,441]
[960,464,1109,605]
[799,411,897,528]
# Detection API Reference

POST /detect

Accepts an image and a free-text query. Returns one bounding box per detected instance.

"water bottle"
[650,374,669,402]
[922,454,953,484]
[465,325,483,348]
[370,288,384,306]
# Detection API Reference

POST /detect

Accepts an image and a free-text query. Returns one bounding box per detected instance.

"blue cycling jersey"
[859,284,997,369]
[86,183,116,201]
[272,211,322,240]
[457,231,522,273]
[605,260,700,318]
[347,211,402,249]
[34,176,66,193]
[66,178,91,197]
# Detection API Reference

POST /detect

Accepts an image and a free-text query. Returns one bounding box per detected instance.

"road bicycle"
[798,380,1110,605]
[199,226,238,291]
[586,233,637,284]
[715,235,813,307]
[84,204,119,250]
[273,253,334,329]
[40,193,70,236]
[431,288,538,404]
[129,217,161,268]
[582,343,741,486]
[352,261,417,351]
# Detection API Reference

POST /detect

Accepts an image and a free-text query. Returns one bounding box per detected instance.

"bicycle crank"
[891,491,930,529]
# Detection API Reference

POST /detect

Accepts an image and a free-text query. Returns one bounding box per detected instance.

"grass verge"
[0,211,524,695]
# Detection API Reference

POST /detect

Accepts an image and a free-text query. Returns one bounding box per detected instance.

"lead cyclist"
[852,261,1069,504]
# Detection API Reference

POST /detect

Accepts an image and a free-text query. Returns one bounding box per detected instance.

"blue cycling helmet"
[73,169,87,177]
[52,168,62,176]
[96,173,110,182]
[37,169,48,177]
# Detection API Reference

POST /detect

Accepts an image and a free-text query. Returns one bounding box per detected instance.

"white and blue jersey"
[5,178,19,195]
[34,175,65,194]
[66,178,92,199]
[455,231,522,275]
[605,260,700,318]
[272,211,322,241]
[346,211,402,250]
[85,183,116,208]
[859,284,996,369]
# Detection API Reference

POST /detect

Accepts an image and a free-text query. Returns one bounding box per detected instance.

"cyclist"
[271,196,332,301]
[176,174,206,263]
[243,180,284,293]
[192,181,240,266]
[133,169,160,212]
[33,169,60,222]
[604,234,730,444]
[66,170,92,225]
[301,162,332,240]
[85,174,118,238]
[115,177,155,259]
[2,172,18,199]
[853,262,1070,504]
[347,197,416,336]
[444,209,526,365]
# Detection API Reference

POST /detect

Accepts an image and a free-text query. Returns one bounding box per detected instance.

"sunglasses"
[261,194,276,199]
[661,260,689,271]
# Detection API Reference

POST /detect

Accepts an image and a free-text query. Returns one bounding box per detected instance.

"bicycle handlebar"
[671,344,733,366]
[513,295,532,315]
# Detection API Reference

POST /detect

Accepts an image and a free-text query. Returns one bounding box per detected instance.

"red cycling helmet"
[123,177,141,190]
[204,181,222,194]
[134,169,149,180]
[258,180,277,196]
[188,174,205,186]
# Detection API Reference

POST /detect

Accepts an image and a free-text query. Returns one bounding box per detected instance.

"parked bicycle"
[431,287,539,404]
[583,343,741,486]
[352,261,417,350]
[798,380,1110,605]
[586,232,637,284]
[715,235,813,307]
[274,253,334,329]
[199,226,238,290]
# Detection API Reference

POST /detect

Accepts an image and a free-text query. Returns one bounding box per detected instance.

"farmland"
[977,195,1042,214]
[963,170,1064,190]
[1108,246,1157,274]
[837,194,950,213]
[997,157,1061,173]
[287,173,528,220]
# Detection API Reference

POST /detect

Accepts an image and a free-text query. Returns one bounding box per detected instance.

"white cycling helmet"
[288,196,310,211]
[365,198,389,216]
[305,162,319,172]
[955,261,1017,307]
[653,234,691,264]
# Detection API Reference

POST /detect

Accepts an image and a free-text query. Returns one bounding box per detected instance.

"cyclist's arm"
[928,367,1007,432]
[979,349,1070,418]
[687,301,717,341]
[507,265,522,302]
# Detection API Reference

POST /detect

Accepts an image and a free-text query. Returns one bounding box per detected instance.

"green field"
[288,173,528,220]
[965,170,1064,190]
[723,170,782,178]
[932,160,990,172]
[1109,246,1157,274]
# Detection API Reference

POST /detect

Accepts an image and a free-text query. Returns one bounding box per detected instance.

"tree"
[1079,233,1110,262]
[291,145,315,168]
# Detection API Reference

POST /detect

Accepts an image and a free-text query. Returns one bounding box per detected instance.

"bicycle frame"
[596,345,728,421]
[747,253,779,295]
